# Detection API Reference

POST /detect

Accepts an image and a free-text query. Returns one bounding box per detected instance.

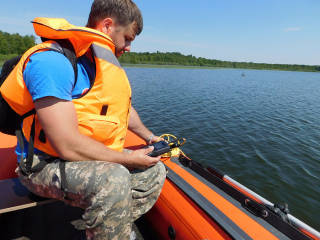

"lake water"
[1,65,319,231]
[125,67,320,231]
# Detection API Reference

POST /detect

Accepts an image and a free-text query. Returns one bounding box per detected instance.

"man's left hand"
[147,135,164,145]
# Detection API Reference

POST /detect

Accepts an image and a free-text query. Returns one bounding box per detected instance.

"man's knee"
[106,164,131,186]
[66,162,131,201]
[92,163,131,193]
[151,161,167,182]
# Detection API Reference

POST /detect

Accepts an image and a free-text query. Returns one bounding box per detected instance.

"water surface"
[126,67,320,231]
[1,65,319,230]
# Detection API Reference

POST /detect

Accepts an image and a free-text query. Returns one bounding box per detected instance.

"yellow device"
[158,134,186,157]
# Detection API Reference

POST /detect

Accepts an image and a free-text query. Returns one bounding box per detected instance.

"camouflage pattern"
[16,152,166,240]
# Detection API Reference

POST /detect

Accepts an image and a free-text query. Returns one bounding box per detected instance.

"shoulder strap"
[41,37,78,88]
[18,39,78,176]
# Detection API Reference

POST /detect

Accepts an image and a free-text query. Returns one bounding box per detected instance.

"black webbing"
[21,108,36,119]
[59,159,69,200]
[16,38,77,197]
[26,115,36,171]
[16,115,58,175]
[15,128,25,165]
[15,115,36,172]
[41,38,78,88]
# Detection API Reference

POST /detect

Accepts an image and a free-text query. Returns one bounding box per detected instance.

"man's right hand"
[129,146,161,169]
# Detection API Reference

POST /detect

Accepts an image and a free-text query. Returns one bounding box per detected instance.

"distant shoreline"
[121,63,320,73]
[0,30,319,72]
[121,63,224,70]
[1,59,319,73]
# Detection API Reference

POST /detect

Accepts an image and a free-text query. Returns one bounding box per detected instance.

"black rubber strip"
[164,162,253,240]
[175,156,311,240]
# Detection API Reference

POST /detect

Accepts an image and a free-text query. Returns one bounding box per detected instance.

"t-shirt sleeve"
[23,51,75,102]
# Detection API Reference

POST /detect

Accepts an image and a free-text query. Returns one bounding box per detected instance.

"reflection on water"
[126,67,320,230]
[1,65,319,230]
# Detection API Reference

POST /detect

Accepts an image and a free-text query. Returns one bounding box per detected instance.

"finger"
[145,146,154,154]
[148,155,161,167]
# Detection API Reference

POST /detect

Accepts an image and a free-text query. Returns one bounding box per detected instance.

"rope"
[158,134,186,157]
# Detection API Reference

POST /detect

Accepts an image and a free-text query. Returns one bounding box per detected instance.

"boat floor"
[0,201,157,240]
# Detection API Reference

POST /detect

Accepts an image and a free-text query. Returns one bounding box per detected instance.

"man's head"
[87,0,143,57]
[87,0,143,34]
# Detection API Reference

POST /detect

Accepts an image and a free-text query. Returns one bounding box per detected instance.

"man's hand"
[129,146,161,169]
[146,135,164,145]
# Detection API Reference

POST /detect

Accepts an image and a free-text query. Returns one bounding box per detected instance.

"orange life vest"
[0,18,132,156]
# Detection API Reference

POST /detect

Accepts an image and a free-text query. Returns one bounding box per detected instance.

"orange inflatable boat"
[1,131,319,240]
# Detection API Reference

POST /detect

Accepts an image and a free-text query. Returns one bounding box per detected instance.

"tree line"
[1,31,319,72]
[119,51,320,72]
[0,30,36,56]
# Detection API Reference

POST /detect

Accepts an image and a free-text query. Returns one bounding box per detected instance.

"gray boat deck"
[0,178,157,240]
[0,201,152,240]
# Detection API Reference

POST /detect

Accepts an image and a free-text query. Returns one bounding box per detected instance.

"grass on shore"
[2,60,319,73]
[0,61,221,70]
[121,63,223,70]
[1,62,224,70]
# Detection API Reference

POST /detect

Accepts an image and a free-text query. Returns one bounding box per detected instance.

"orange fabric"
[0,133,18,180]
[32,18,115,56]
[0,18,131,156]
[146,179,232,239]
[123,132,277,239]
[162,158,279,240]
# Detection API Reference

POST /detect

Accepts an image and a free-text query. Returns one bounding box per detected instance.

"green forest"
[0,31,36,56]
[1,31,319,72]
[0,31,36,67]
[119,52,320,72]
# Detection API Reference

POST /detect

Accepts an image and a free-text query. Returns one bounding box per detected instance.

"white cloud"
[284,27,303,32]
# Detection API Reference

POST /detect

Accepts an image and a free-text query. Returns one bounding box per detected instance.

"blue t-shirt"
[16,50,94,161]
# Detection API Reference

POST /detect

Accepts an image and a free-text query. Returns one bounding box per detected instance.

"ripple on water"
[126,67,320,230]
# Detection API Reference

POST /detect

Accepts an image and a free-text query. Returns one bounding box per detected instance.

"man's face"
[107,22,136,58]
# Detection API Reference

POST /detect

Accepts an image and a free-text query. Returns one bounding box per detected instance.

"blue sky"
[0,0,319,65]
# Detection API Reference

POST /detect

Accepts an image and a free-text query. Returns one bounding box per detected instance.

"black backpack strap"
[26,115,36,171]
[18,115,58,175]
[16,128,26,166]
[40,38,78,199]
[59,159,71,200]
[41,38,78,88]
[16,114,38,174]
[17,38,78,196]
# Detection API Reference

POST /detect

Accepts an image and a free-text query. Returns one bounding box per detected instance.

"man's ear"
[102,18,115,34]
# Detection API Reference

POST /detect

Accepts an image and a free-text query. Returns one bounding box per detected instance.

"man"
[0,0,166,239]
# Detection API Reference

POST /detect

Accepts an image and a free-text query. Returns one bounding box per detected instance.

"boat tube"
[123,131,320,240]
[0,131,319,239]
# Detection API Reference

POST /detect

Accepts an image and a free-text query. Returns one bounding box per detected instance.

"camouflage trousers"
[16,152,167,240]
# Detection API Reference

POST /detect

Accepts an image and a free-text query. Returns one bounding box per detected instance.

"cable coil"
[158,134,186,157]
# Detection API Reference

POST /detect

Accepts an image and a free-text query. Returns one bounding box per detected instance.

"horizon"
[120,51,320,67]
[0,0,319,66]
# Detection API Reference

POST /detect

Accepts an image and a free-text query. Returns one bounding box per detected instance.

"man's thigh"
[17,159,131,208]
